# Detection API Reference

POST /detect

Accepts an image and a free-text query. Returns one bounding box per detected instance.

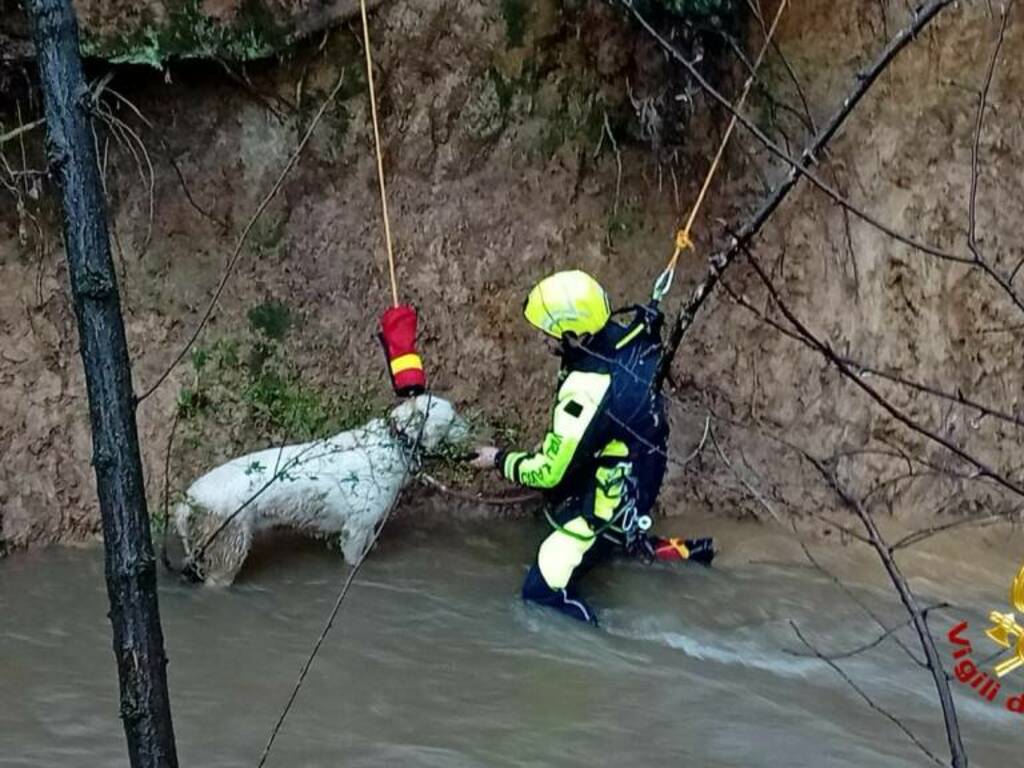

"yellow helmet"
[523,270,611,339]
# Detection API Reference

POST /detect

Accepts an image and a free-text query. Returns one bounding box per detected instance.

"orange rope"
[661,0,789,281]
[359,0,400,307]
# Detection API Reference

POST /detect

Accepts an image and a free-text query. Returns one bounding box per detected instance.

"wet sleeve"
[500,371,611,490]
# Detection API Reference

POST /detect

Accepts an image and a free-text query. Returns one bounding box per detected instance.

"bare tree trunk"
[24,1,179,766]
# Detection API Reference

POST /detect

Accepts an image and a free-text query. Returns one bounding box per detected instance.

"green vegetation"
[605,201,642,246]
[248,212,289,261]
[81,0,290,67]
[176,315,385,459]
[247,301,292,341]
[501,0,531,47]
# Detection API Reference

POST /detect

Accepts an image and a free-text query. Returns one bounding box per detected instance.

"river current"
[2,515,1021,766]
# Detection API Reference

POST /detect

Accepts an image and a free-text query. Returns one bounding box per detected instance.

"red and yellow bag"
[379,304,426,397]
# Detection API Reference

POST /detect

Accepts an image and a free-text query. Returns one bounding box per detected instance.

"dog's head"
[389,395,469,452]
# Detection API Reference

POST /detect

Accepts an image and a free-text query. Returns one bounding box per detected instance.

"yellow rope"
[664,0,789,275]
[359,0,400,307]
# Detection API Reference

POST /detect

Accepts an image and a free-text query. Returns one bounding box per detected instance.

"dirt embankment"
[2,0,1022,551]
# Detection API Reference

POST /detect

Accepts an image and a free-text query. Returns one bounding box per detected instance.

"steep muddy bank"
[2,0,1023,552]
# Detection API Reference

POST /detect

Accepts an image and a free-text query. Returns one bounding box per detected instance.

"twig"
[787,602,949,662]
[0,117,43,145]
[746,249,1024,500]
[803,511,873,545]
[722,277,1024,431]
[602,112,622,215]
[744,0,817,135]
[793,528,920,663]
[654,0,960,386]
[417,472,541,506]
[681,414,711,464]
[965,2,1024,315]
[159,410,182,571]
[891,512,1011,551]
[137,73,347,404]
[788,617,913,662]
[105,86,226,230]
[806,458,967,768]
[708,422,782,524]
[718,28,813,136]
[789,620,945,767]
[218,59,292,122]
[95,103,156,261]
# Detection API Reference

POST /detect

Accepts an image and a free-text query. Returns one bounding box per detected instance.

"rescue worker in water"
[471,270,715,624]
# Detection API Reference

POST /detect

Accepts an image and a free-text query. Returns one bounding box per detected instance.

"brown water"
[2,516,1022,767]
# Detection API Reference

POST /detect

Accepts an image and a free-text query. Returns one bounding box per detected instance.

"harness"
[546,304,667,548]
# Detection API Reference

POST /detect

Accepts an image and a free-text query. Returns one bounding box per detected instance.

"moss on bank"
[81,0,291,67]
[175,307,386,478]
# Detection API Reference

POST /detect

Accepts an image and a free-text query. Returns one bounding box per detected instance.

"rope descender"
[359,0,427,397]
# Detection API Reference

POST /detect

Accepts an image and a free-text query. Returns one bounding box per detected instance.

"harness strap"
[544,506,622,542]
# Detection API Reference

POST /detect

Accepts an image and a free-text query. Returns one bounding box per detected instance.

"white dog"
[171,395,467,586]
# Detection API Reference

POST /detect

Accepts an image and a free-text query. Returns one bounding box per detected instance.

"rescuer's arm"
[489,371,611,490]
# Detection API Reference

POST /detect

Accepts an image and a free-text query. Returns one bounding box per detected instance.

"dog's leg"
[194,514,250,587]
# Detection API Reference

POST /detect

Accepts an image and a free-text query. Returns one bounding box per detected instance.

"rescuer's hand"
[470,446,500,470]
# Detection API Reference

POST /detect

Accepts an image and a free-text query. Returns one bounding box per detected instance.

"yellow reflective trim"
[669,538,691,559]
[502,451,528,482]
[537,517,594,589]
[614,323,644,350]
[504,371,610,490]
[593,488,619,521]
[599,440,629,458]
[389,353,423,375]
[594,460,630,521]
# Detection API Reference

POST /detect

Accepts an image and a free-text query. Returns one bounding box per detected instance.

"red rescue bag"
[379,304,426,397]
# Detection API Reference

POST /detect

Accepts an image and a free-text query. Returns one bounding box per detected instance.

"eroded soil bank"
[2,0,1023,554]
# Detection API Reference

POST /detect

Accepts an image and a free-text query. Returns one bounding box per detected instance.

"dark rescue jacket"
[499,304,668,515]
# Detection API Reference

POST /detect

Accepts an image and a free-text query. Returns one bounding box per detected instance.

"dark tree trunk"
[24,1,179,766]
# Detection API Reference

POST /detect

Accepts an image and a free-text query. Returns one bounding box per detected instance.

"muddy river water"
[2,515,1022,767]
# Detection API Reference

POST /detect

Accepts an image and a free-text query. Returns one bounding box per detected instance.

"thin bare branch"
[0,116,43,145]
[891,512,1014,551]
[709,422,783,524]
[805,458,967,768]
[789,620,945,767]
[723,273,1024,433]
[418,472,540,506]
[746,249,1024,499]
[966,1,1024,314]
[137,73,348,404]
[654,0,960,385]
